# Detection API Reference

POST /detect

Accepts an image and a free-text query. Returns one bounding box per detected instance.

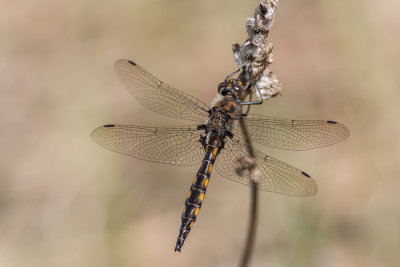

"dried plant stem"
[232,1,280,266]
[233,0,281,100]
[239,181,258,267]
[238,118,259,267]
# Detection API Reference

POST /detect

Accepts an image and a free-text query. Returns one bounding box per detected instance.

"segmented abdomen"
[174,145,219,252]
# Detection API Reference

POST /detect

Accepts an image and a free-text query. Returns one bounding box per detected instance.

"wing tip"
[336,121,350,141]
[325,120,350,143]
[90,124,115,142]
[114,59,136,68]
[305,187,318,197]
[90,128,99,142]
[298,180,318,197]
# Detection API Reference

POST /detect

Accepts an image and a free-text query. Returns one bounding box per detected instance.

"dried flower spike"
[232,0,281,100]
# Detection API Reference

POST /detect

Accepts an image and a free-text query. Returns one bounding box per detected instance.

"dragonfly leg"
[225,68,241,80]
[241,83,264,106]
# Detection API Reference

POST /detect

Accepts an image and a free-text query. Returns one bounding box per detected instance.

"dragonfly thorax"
[206,80,243,139]
[204,97,240,141]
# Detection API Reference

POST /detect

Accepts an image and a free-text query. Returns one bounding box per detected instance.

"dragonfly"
[91,59,349,252]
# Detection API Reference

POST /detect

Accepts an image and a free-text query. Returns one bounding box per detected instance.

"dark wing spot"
[301,171,311,178]
[128,60,137,66]
[327,120,337,124]
[104,124,115,127]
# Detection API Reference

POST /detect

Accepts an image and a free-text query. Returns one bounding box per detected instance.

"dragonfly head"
[217,79,246,101]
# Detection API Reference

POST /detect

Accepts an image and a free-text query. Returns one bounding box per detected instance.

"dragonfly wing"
[214,137,318,196]
[232,114,349,150]
[114,59,210,122]
[91,124,205,166]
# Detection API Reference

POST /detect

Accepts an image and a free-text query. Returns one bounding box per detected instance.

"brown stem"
[233,1,280,266]
[238,117,259,267]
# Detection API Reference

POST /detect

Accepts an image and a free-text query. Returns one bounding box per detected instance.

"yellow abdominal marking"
[192,177,197,185]
[204,178,209,188]
[189,221,194,228]
[183,206,186,213]
[199,192,205,202]
[212,148,218,157]
[195,207,200,216]
[187,191,192,199]
[208,164,213,174]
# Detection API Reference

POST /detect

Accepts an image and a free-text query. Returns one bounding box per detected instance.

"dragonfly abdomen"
[175,144,220,252]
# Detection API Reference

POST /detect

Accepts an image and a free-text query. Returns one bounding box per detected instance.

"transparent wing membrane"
[114,59,209,122]
[92,124,319,196]
[233,115,349,151]
[92,59,349,195]
[91,124,205,166]
[215,137,318,196]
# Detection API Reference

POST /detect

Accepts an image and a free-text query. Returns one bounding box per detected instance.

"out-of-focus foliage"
[1,0,399,266]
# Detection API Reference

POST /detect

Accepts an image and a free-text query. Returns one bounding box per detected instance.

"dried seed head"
[232,0,282,99]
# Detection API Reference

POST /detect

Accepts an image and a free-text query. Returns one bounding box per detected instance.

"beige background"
[1,0,399,266]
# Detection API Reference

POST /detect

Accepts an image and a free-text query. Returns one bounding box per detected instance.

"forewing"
[233,115,349,150]
[214,137,318,196]
[91,125,204,166]
[114,59,210,122]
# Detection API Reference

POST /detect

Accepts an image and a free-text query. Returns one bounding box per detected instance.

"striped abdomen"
[174,144,220,252]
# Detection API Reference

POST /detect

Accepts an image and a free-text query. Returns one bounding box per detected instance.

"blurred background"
[1,0,399,266]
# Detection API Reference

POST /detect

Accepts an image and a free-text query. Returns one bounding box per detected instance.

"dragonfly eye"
[231,82,246,100]
[218,81,228,91]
